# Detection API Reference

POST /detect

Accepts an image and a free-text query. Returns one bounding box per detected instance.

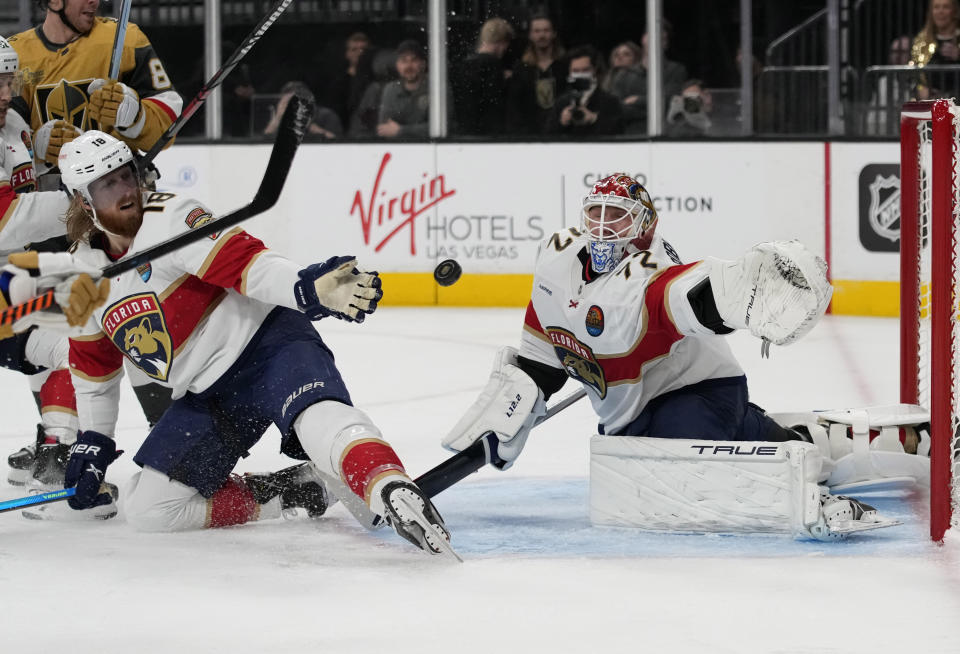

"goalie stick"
[0,93,312,327]
[2,386,584,523]
[414,387,588,497]
[139,0,295,169]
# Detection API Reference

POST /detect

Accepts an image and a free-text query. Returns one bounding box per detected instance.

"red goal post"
[900,99,958,542]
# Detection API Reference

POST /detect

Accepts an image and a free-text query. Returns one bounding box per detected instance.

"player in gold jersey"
[8,0,182,165]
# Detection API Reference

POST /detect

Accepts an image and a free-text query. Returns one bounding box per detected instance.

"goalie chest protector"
[519,229,744,434]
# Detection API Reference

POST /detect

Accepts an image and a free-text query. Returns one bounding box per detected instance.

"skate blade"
[393,493,463,563]
[22,500,117,521]
[6,469,30,486]
[311,467,383,531]
[829,517,902,534]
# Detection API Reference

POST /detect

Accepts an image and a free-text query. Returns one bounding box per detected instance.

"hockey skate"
[379,479,461,561]
[807,492,901,541]
[243,462,335,519]
[21,482,119,521]
[6,424,44,486]
[26,441,70,491]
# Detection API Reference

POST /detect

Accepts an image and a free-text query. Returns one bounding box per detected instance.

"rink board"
[152,140,901,314]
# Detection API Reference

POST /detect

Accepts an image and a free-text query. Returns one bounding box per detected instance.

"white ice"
[1,309,958,654]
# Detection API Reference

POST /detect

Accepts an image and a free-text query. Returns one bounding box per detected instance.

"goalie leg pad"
[590,436,824,538]
[588,436,896,540]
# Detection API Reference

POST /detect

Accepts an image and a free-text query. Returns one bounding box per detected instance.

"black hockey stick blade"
[139,0,296,169]
[0,94,311,327]
[102,93,312,278]
[414,388,588,498]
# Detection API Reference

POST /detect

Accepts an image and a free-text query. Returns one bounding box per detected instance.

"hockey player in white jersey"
[0,34,178,494]
[13,129,454,556]
[0,35,108,492]
[444,173,898,540]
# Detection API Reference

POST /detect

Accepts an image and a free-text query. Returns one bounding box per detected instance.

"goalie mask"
[581,173,658,273]
[60,130,140,235]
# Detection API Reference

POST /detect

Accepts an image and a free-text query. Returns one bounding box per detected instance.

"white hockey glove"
[1,251,109,333]
[32,119,83,171]
[708,240,832,353]
[295,255,383,323]
[87,79,144,134]
[443,346,546,470]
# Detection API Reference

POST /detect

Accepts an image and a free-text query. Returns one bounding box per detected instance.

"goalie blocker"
[590,436,899,540]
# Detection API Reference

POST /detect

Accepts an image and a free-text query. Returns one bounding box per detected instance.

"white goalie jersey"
[519,228,744,434]
[0,110,70,252]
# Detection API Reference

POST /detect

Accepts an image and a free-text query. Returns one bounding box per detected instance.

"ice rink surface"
[1,308,958,653]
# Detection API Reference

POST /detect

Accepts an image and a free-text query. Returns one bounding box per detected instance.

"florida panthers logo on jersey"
[184,206,219,239]
[10,161,36,194]
[546,327,607,398]
[101,293,173,381]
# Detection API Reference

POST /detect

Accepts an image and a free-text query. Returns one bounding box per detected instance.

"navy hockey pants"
[133,307,353,497]
[613,375,795,442]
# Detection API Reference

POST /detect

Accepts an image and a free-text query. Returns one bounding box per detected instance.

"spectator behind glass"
[264,81,343,140]
[865,35,913,136]
[911,0,960,99]
[506,13,565,134]
[179,40,256,137]
[327,32,375,129]
[547,45,624,137]
[602,41,645,134]
[666,78,712,137]
[624,21,688,133]
[454,17,515,136]
[377,40,429,139]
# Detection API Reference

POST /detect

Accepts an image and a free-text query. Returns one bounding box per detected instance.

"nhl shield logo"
[101,293,173,381]
[858,164,901,253]
[867,173,900,242]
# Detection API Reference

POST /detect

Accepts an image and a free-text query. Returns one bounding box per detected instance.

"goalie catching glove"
[87,79,144,135]
[295,255,382,323]
[32,119,83,171]
[707,240,832,352]
[443,346,546,470]
[0,251,110,336]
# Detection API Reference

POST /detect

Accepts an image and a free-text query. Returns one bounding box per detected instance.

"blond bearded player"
[5,129,456,559]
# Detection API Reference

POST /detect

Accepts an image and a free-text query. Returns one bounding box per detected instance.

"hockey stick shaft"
[414,388,587,498]
[139,0,295,168]
[0,94,311,327]
[0,488,75,513]
[108,0,132,80]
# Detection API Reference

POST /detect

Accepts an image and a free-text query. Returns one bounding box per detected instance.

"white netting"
[917,118,932,411]
[913,104,960,533]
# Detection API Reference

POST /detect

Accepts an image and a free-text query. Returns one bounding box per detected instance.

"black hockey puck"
[433,259,463,287]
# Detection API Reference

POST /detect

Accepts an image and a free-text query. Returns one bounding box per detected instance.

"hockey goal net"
[900,99,960,542]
